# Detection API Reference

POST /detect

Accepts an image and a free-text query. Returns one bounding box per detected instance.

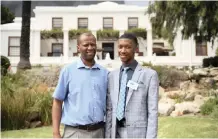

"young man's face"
[77,35,97,62]
[118,38,136,64]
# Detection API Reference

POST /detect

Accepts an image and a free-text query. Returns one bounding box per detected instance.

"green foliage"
[97,29,119,40]
[147,1,218,46]
[69,29,91,39]
[142,62,188,88]
[1,73,53,130]
[211,105,218,119]
[171,52,176,56]
[41,29,63,39]
[125,28,147,39]
[1,5,15,24]
[1,56,11,76]
[142,61,153,67]
[200,98,218,115]
[202,56,218,67]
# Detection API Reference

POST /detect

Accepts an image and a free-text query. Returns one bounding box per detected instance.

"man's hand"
[53,133,61,139]
[52,99,63,139]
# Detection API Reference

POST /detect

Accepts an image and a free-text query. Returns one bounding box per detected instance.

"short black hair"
[119,33,138,47]
[77,32,96,45]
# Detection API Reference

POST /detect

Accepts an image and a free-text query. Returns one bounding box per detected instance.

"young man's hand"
[53,133,61,139]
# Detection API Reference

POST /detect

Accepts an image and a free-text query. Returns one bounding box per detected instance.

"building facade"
[1,1,218,67]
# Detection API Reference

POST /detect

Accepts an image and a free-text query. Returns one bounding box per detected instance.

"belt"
[117,118,126,127]
[71,121,105,131]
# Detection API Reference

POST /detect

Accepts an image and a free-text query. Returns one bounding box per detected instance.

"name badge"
[127,80,138,90]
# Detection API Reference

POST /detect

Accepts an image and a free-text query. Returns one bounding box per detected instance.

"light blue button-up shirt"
[52,58,108,126]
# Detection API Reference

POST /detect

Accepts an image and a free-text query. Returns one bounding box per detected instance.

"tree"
[147,1,218,46]
[1,5,15,24]
[18,1,32,69]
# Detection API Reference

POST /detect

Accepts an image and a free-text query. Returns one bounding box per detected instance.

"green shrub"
[142,62,153,67]
[97,29,119,40]
[41,29,63,39]
[27,92,53,125]
[125,28,147,39]
[200,98,218,115]
[69,28,91,39]
[1,73,53,130]
[203,56,218,67]
[211,105,218,119]
[1,55,11,76]
[142,62,188,88]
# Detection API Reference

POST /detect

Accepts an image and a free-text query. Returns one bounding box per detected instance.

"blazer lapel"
[125,64,142,106]
[114,69,120,109]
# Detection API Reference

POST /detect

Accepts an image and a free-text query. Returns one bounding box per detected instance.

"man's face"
[118,38,136,64]
[77,35,97,62]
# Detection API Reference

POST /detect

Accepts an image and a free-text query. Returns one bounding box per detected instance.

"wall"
[34,10,149,31]
[41,39,63,56]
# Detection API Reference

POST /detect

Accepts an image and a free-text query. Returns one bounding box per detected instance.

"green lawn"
[1,116,218,138]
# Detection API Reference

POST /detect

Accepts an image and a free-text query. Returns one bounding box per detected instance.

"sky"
[1,0,152,17]
[124,0,151,7]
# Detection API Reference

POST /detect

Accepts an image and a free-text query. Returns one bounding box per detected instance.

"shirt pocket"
[67,87,80,105]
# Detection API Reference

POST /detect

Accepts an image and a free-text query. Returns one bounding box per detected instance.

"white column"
[189,35,194,67]
[175,30,182,57]
[147,29,153,58]
[29,30,34,62]
[207,41,214,56]
[33,29,41,64]
[119,30,125,36]
[92,30,97,39]
[63,28,69,63]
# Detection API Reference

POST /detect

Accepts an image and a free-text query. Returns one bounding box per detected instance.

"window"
[52,43,63,56]
[128,17,138,29]
[8,37,20,56]
[196,41,207,56]
[103,17,113,29]
[52,18,63,29]
[78,18,88,29]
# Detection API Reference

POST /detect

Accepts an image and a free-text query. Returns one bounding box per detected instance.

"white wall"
[69,39,77,57]
[41,39,63,56]
[1,2,218,67]
[1,30,21,57]
[137,38,147,56]
[34,11,149,31]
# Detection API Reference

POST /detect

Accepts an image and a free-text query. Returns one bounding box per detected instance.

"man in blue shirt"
[52,32,108,138]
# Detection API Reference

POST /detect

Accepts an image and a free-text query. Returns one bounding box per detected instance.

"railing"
[8,55,206,67]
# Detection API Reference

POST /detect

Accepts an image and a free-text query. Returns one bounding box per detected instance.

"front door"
[102,43,114,60]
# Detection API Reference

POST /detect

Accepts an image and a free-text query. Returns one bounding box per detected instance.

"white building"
[1,1,218,68]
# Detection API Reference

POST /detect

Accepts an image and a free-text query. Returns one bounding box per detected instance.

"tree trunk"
[17,1,31,69]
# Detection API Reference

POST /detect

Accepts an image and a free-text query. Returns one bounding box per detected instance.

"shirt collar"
[77,58,100,70]
[121,59,138,71]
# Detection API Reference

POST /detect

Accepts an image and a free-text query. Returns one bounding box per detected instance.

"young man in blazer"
[105,33,159,138]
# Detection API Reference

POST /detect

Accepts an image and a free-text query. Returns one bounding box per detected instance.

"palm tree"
[17,1,31,69]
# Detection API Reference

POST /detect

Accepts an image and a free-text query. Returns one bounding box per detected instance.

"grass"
[1,116,218,138]
[158,116,218,138]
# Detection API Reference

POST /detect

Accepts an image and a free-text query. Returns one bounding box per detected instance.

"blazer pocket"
[133,121,147,127]
[138,84,146,88]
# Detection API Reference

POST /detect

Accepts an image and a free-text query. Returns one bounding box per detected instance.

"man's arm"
[52,98,63,138]
[105,73,113,138]
[52,67,68,138]
[146,71,159,138]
